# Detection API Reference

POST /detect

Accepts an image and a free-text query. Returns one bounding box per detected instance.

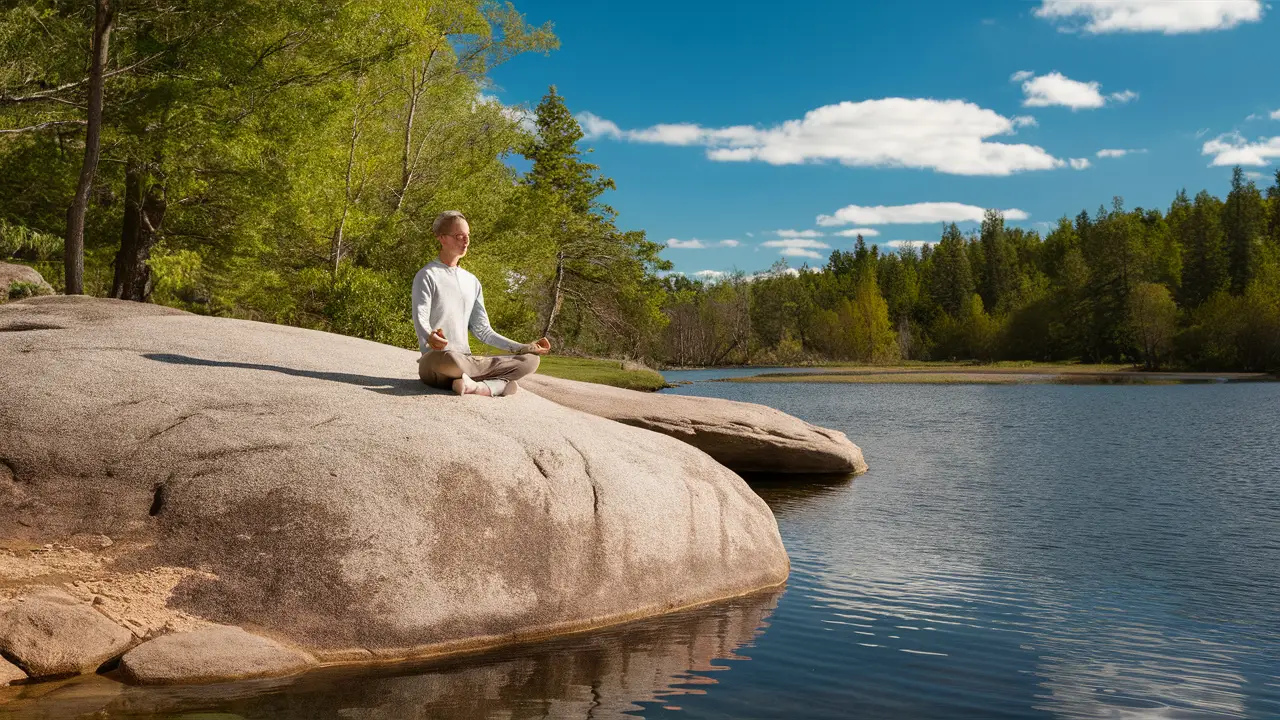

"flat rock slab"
[0,587,133,677]
[522,374,868,475]
[0,656,26,686]
[120,624,317,685]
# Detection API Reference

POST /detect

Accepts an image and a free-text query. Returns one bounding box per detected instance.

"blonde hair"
[432,210,467,236]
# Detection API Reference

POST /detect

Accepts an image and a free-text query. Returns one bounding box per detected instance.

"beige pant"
[418,350,540,390]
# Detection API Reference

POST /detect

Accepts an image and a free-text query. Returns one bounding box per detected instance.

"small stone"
[69,533,114,551]
[0,587,133,677]
[120,625,317,685]
[0,656,27,686]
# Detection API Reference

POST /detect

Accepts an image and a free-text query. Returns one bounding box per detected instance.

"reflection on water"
[665,381,1280,720]
[0,590,780,720]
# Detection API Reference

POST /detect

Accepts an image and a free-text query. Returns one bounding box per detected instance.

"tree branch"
[0,120,87,134]
[1,51,164,105]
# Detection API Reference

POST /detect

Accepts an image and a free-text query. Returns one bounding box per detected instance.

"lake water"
[5,375,1279,719]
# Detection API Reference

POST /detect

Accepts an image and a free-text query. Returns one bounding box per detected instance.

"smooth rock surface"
[0,296,788,674]
[0,656,26,686]
[523,374,869,475]
[120,624,317,685]
[0,262,53,301]
[0,587,133,677]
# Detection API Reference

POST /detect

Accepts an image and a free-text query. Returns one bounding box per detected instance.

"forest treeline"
[2,1,1278,372]
[669,169,1280,372]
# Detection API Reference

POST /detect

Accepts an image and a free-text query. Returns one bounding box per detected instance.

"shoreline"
[715,366,1277,385]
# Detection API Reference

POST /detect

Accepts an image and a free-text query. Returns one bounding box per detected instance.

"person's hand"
[428,328,448,351]
[528,337,552,355]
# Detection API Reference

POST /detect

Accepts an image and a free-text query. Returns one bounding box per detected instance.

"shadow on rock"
[142,353,439,396]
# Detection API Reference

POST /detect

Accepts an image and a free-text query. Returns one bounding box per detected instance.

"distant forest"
[2,1,1278,371]
[667,169,1280,372]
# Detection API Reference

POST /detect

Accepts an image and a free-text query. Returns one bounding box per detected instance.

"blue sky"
[487,0,1280,279]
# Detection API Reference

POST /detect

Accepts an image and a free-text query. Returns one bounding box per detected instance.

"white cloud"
[774,229,825,238]
[1244,171,1267,181]
[883,240,940,250]
[1012,115,1039,128]
[1010,70,1035,82]
[834,228,882,237]
[817,202,1029,226]
[1195,128,1211,138]
[745,232,755,238]
[578,111,623,140]
[762,238,831,250]
[780,248,825,259]
[1017,71,1135,110]
[1202,132,1280,166]
[1096,148,1146,158]
[578,98,1064,176]
[767,267,802,278]
[1246,113,1262,121]
[666,237,741,249]
[1035,0,1264,34]
[1069,158,1092,170]
[694,270,726,280]
[666,238,707,249]
[1272,110,1280,121]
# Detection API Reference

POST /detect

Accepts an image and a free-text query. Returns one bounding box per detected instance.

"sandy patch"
[0,545,214,639]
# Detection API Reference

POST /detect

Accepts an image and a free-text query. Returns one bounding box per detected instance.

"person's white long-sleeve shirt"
[411,259,526,355]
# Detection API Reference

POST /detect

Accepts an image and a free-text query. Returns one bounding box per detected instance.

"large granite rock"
[0,296,788,680]
[120,624,317,685]
[0,262,53,302]
[522,374,868,475]
[0,587,133,678]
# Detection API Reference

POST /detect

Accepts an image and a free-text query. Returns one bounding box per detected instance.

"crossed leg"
[418,350,540,396]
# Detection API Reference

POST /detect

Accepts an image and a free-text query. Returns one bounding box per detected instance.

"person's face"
[437,218,470,258]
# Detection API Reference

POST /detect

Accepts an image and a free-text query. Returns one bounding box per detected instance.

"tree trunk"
[111,161,166,301]
[332,109,361,277]
[64,0,114,295]
[541,251,565,337]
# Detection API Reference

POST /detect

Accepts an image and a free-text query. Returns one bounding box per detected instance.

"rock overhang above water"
[521,374,869,476]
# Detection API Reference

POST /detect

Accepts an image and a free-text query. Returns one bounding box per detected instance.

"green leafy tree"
[1127,282,1178,370]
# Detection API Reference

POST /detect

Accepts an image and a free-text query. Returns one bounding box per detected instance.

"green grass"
[535,355,667,392]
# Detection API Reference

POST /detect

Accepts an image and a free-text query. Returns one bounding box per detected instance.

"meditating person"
[413,210,551,396]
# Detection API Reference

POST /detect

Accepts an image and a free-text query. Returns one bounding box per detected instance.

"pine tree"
[1264,169,1280,249]
[979,209,1017,314]
[1181,190,1229,307]
[1222,166,1265,294]
[525,86,615,216]
[523,86,669,346]
[930,223,973,317]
